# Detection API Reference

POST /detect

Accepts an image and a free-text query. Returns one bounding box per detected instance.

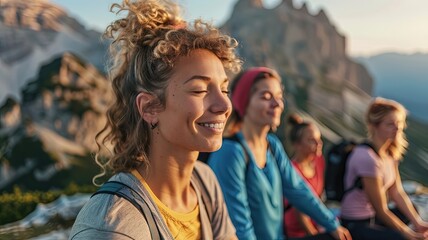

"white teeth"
[200,122,223,129]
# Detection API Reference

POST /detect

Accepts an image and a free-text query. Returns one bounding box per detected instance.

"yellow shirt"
[131,170,201,240]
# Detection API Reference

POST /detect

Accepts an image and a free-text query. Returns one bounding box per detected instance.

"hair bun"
[288,113,303,126]
[105,0,184,48]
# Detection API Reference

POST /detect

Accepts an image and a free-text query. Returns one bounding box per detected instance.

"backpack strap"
[192,166,213,222]
[264,135,293,213]
[227,134,250,165]
[196,133,274,217]
[343,142,378,195]
[92,181,161,240]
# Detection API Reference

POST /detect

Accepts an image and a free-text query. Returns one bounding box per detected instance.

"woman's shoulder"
[267,133,283,148]
[208,138,247,166]
[194,161,216,179]
[351,145,378,161]
[70,173,151,239]
[348,145,381,171]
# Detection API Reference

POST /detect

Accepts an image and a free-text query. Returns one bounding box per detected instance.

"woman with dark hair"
[70,0,242,239]
[284,114,326,237]
[208,67,351,240]
[340,97,428,240]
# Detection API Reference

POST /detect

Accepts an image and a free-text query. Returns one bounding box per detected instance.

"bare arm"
[229,235,238,240]
[295,210,319,235]
[362,176,423,239]
[388,165,428,233]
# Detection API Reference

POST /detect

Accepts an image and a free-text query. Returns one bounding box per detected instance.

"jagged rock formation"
[0,0,108,106]
[221,0,373,127]
[0,53,111,191]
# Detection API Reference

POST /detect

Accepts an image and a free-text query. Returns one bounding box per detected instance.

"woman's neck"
[138,145,198,212]
[241,121,270,144]
[370,136,391,157]
[293,152,313,165]
[293,153,316,178]
[241,122,271,168]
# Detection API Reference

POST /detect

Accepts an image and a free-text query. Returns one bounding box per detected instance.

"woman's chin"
[199,140,222,152]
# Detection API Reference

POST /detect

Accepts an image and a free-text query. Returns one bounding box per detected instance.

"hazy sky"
[50,0,428,57]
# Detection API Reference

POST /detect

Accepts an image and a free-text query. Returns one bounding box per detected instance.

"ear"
[136,92,158,124]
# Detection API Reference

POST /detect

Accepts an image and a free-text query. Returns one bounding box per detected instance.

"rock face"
[0,53,111,191]
[0,0,108,105]
[221,0,373,120]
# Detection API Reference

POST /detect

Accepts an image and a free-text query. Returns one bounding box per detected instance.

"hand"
[414,220,428,233]
[403,227,427,240]
[330,226,352,240]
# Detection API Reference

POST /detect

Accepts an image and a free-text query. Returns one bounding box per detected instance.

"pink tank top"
[340,145,397,219]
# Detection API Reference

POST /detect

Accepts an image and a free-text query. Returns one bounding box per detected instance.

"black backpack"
[324,139,377,202]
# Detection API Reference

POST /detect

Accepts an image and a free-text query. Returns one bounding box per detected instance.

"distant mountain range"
[355,53,428,122]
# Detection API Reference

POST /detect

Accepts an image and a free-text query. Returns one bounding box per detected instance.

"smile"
[198,122,224,130]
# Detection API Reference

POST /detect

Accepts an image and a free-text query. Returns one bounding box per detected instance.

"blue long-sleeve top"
[208,132,339,240]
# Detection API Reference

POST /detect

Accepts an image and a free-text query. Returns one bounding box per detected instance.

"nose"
[271,97,284,109]
[210,89,231,114]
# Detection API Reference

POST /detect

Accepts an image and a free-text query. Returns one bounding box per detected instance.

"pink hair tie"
[231,67,277,118]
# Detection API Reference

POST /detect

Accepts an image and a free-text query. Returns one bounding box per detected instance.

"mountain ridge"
[355,52,428,122]
[0,52,110,191]
[0,0,108,106]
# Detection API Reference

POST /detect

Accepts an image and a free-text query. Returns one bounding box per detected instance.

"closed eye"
[192,90,208,94]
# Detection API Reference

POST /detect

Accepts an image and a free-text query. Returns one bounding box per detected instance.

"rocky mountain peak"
[0,0,67,31]
[221,0,373,122]
[234,0,264,10]
[315,9,330,23]
[0,0,108,106]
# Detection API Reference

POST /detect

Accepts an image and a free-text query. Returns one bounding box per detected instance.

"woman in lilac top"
[341,97,428,240]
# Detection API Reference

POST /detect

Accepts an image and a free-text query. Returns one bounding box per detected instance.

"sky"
[50,0,428,57]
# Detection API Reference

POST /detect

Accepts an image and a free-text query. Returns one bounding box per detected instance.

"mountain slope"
[0,53,111,191]
[0,0,108,106]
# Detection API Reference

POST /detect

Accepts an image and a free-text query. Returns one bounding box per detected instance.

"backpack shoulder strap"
[192,167,213,222]
[225,134,250,165]
[359,141,378,155]
[92,181,161,240]
[343,142,378,195]
[265,135,293,212]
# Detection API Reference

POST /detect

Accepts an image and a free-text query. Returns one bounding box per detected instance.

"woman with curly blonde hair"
[340,97,428,240]
[70,0,241,239]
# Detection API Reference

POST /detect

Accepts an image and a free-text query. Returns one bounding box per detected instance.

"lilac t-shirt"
[340,145,397,219]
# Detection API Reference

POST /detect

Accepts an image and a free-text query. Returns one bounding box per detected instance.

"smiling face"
[244,78,284,129]
[155,49,231,153]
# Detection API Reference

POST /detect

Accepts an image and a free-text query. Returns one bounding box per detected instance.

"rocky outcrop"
[0,0,108,106]
[0,53,111,191]
[221,0,373,119]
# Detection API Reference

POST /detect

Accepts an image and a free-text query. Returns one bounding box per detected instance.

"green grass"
[0,183,96,225]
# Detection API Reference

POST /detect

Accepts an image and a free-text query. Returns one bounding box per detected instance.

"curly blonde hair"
[366,97,408,161]
[94,0,242,184]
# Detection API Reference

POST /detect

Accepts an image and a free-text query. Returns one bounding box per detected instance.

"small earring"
[150,122,158,130]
